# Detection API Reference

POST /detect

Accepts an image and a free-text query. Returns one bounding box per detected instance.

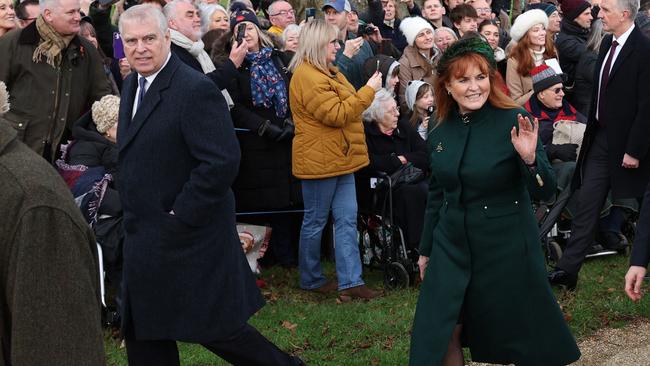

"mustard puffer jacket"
[289,62,375,179]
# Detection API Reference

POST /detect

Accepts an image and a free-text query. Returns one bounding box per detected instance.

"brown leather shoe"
[338,285,382,302]
[307,280,338,294]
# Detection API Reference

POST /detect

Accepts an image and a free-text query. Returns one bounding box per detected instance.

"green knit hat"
[436,37,497,77]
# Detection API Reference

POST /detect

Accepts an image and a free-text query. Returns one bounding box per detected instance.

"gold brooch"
[435,142,443,152]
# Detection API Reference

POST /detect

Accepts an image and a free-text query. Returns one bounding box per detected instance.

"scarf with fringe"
[33,16,74,68]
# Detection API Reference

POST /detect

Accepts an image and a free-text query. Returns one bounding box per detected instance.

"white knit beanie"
[0,82,9,115]
[405,80,430,112]
[510,9,549,42]
[92,95,120,134]
[399,16,435,47]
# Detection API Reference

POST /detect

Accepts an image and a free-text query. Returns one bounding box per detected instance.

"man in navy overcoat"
[116,5,303,365]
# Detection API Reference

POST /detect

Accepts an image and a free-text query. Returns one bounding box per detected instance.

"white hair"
[363,89,396,123]
[434,26,458,40]
[281,23,300,42]
[119,4,168,36]
[198,3,228,34]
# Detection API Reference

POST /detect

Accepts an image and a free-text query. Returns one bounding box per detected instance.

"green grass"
[104,255,650,365]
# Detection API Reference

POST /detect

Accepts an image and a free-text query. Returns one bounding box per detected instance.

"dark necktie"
[137,76,147,111]
[598,40,618,125]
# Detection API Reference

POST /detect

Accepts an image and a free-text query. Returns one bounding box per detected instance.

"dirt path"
[469,319,650,366]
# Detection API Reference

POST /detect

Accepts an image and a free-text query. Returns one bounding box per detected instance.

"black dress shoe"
[548,268,578,290]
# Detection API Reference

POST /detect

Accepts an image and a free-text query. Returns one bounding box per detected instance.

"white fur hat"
[510,9,549,42]
[399,16,435,47]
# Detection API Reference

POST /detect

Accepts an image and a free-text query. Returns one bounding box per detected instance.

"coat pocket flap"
[482,201,521,218]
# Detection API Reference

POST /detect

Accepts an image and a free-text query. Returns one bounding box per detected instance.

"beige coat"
[506,57,534,105]
[398,45,437,113]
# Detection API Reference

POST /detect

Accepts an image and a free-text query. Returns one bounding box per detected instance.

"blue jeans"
[299,174,364,291]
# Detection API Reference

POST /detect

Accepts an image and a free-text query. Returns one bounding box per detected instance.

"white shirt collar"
[613,23,635,47]
[137,52,172,90]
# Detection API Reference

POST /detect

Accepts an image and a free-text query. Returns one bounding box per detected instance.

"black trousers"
[557,128,613,274]
[125,323,295,366]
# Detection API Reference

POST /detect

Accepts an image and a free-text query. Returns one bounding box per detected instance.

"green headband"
[436,37,497,77]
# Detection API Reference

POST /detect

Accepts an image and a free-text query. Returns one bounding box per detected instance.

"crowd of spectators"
[1,0,650,362]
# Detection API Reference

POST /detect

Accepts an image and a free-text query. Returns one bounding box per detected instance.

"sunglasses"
[552,87,564,94]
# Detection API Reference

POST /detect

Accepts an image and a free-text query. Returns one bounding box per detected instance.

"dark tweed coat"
[0,123,104,365]
[117,54,264,342]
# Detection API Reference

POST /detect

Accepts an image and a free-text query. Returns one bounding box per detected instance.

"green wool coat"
[409,103,581,366]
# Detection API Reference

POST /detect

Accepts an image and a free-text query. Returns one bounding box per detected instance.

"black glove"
[546,143,578,162]
[258,120,294,142]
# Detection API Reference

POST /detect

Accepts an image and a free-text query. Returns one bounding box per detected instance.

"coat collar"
[606,25,638,83]
[365,120,407,139]
[118,53,181,151]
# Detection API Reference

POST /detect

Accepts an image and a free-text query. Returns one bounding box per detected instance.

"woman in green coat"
[409,38,581,366]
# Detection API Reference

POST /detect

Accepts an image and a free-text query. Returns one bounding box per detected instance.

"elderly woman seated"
[357,89,430,250]
[525,65,635,250]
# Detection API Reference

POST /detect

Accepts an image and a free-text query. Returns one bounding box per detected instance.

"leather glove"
[258,120,294,142]
[546,143,578,162]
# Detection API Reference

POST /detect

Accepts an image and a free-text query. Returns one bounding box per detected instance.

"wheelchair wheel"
[545,241,563,267]
[384,262,410,290]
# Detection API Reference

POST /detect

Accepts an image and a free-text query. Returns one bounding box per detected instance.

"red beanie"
[560,0,591,21]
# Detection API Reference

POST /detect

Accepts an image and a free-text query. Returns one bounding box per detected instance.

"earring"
[447,90,451,95]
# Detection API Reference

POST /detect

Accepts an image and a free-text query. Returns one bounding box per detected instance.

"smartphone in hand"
[113,32,125,59]
[306,7,316,22]
[236,23,247,45]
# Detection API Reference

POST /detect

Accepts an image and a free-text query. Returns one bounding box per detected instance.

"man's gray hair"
[267,0,287,15]
[119,4,169,36]
[39,0,72,13]
[363,89,396,123]
[163,0,194,21]
[617,0,639,19]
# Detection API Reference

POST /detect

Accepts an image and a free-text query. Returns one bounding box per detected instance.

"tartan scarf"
[33,16,74,68]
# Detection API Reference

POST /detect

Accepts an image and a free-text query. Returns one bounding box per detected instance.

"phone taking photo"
[236,23,247,45]
[305,7,316,22]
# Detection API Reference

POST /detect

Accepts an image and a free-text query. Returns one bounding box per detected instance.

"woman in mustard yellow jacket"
[288,19,383,301]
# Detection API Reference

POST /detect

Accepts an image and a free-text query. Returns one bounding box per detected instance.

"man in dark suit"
[117,5,303,365]
[548,0,650,290]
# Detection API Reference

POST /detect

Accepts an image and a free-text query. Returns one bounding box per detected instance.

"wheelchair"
[356,171,421,290]
[536,186,637,270]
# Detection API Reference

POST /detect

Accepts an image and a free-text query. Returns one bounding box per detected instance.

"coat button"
[18,123,23,127]
[65,93,69,96]
[484,206,488,210]
[515,200,518,204]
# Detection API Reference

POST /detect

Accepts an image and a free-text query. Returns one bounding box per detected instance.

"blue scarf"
[246,47,288,118]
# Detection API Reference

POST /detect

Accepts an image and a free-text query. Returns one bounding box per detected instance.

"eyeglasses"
[475,7,491,13]
[270,9,295,16]
[552,87,564,94]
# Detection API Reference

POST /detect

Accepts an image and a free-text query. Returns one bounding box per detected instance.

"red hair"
[434,53,518,121]
[510,29,557,76]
